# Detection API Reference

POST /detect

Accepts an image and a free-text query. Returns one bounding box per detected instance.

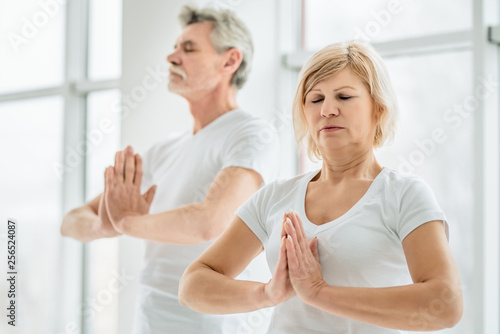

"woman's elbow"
[442,297,463,329]
[420,282,463,330]
[178,263,202,308]
[440,282,463,329]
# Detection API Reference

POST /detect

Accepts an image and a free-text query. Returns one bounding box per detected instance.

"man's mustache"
[169,66,187,80]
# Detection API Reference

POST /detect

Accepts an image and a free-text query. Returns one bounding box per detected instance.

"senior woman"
[178,40,463,333]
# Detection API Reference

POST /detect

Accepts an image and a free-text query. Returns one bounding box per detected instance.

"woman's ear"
[372,104,382,122]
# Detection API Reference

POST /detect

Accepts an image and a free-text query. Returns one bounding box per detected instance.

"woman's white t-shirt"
[236,167,448,334]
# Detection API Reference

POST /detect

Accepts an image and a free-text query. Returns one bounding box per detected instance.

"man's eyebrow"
[173,40,196,49]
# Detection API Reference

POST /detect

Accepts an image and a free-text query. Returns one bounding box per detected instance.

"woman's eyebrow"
[334,85,356,91]
[308,85,356,94]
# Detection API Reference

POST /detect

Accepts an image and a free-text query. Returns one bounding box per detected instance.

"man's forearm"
[61,207,103,243]
[119,202,229,244]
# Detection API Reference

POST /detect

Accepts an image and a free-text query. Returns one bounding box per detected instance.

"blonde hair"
[292,40,398,160]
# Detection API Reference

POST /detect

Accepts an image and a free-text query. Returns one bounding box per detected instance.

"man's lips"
[169,71,183,78]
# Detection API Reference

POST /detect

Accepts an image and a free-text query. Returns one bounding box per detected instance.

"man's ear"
[222,48,243,75]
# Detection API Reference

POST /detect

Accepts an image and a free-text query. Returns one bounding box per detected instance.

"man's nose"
[166,51,180,65]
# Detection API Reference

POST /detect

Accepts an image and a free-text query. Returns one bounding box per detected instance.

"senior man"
[61,6,278,334]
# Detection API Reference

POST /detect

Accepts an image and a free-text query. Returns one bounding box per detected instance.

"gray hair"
[178,5,254,89]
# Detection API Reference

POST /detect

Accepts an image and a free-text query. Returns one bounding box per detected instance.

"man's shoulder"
[143,131,188,157]
[221,110,277,146]
[228,109,274,132]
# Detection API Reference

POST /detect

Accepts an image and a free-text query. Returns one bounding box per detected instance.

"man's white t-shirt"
[133,109,279,334]
[236,167,448,334]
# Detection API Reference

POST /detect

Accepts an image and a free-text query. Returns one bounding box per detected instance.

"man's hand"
[104,146,157,233]
[94,190,122,238]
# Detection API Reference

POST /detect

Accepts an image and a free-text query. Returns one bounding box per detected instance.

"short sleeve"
[397,177,449,242]
[221,120,279,185]
[235,182,276,246]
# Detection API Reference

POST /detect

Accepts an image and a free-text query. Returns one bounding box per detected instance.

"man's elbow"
[60,223,69,237]
[198,213,230,243]
[60,210,77,237]
[199,226,223,243]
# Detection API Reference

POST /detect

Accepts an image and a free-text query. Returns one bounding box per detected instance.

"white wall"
[119,1,296,332]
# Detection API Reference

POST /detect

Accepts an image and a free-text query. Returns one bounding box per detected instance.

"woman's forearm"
[179,263,273,314]
[307,280,463,331]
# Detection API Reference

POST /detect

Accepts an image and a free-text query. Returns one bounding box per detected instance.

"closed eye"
[312,98,324,103]
[339,96,351,100]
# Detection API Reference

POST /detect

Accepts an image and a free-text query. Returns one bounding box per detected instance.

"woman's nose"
[320,99,339,117]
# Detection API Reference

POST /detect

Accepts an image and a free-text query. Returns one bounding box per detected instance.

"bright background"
[0,0,498,333]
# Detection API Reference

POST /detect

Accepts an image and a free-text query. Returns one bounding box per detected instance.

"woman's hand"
[263,213,296,306]
[285,210,328,305]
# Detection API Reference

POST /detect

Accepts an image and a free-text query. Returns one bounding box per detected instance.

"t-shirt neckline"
[299,167,388,234]
[189,108,243,138]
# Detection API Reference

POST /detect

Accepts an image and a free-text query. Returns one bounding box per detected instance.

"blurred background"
[0,0,498,333]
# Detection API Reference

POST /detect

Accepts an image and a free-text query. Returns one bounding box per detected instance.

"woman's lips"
[320,126,344,132]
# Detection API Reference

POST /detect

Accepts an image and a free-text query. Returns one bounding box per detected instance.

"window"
[88,0,122,81]
[85,89,121,334]
[0,97,64,333]
[0,0,65,94]
[304,0,472,49]
[0,0,122,333]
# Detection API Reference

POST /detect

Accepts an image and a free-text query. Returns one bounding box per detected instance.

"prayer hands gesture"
[104,146,157,233]
[264,210,327,306]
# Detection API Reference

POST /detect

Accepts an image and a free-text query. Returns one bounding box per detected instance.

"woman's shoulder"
[381,167,435,197]
[259,170,317,197]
